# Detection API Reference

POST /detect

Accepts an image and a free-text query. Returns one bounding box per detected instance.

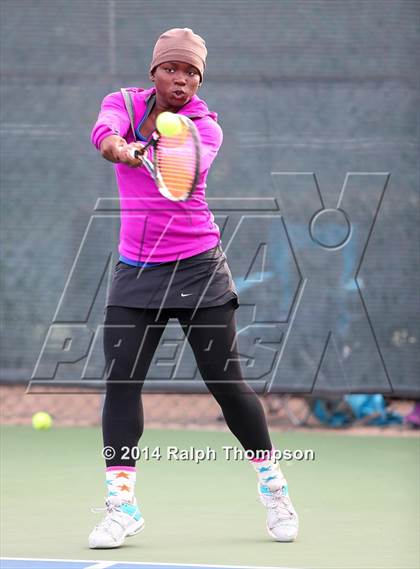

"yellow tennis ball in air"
[32,412,53,430]
[156,112,182,137]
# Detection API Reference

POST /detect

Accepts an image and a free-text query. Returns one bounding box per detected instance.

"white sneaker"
[89,495,145,549]
[258,480,299,542]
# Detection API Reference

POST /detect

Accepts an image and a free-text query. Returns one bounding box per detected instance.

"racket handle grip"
[128,148,144,160]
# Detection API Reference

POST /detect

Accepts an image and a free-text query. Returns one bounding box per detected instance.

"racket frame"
[132,115,201,202]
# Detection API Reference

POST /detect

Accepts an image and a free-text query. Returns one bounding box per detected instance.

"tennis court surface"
[1,427,419,569]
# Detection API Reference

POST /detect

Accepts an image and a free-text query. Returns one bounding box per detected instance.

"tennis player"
[89,28,298,548]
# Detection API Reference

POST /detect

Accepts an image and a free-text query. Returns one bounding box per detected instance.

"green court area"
[1,426,419,569]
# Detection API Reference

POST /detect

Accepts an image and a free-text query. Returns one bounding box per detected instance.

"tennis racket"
[130,114,201,202]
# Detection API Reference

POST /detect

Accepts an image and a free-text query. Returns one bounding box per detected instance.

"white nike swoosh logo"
[180,293,193,297]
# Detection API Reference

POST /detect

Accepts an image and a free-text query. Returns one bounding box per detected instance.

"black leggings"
[102,299,272,466]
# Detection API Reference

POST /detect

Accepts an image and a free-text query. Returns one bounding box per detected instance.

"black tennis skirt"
[106,242,239,311]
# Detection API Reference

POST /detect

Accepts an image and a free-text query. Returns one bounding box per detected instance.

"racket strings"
[156,126,198,199]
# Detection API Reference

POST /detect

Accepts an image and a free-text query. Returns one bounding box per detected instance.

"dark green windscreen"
[1,0,418,395]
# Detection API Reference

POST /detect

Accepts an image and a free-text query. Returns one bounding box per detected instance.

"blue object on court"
[344,394,403,425]
[312,394,403,427]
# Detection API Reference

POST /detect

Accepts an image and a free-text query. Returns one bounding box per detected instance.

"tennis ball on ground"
[156,112,183,137]
[32,412,53,430]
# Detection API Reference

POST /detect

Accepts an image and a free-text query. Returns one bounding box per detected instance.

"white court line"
[1,557,301,569]
[85,562,116,569]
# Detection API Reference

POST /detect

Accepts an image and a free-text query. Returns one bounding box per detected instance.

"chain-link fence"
[1,0,419,395]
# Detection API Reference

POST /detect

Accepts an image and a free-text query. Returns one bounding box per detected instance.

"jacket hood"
[127,86,218,122]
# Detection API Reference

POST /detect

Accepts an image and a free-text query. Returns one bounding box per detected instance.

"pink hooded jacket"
[91,87,223,263]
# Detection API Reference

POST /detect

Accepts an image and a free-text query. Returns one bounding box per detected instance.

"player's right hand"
[99,135,144,168]
[119,142,146,168]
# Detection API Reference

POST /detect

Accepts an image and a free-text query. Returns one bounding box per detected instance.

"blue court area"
[0,559,286,569]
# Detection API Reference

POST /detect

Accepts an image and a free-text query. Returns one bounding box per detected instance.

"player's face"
[152,61,201,110]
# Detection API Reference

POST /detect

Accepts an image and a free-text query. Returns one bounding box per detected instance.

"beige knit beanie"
[149,28,207,81]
